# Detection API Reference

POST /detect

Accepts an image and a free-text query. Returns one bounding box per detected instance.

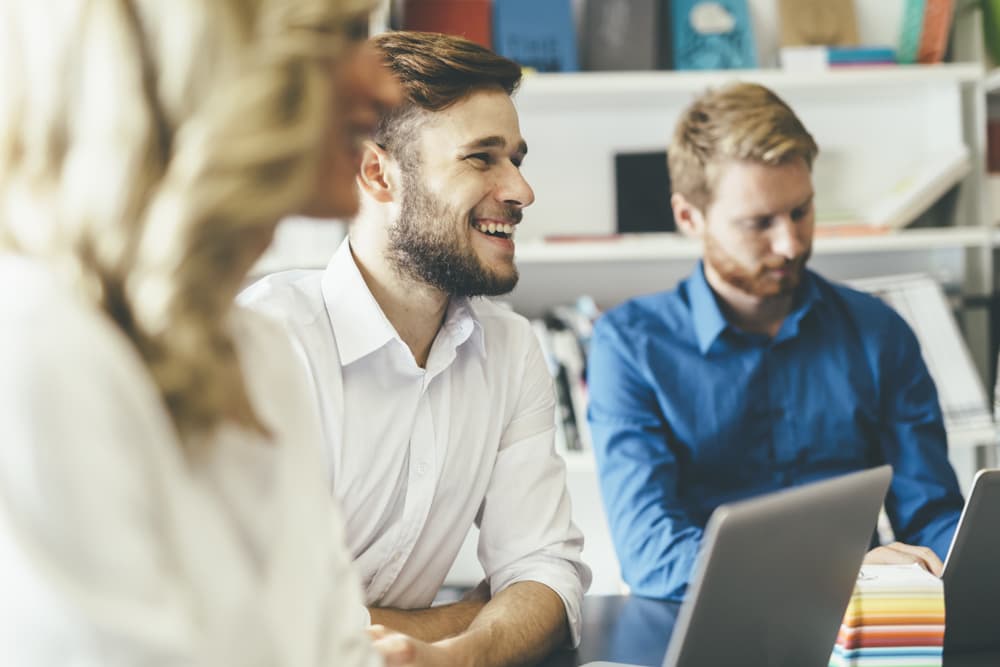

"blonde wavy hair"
[669,82,819,211]
[0,0,373,449]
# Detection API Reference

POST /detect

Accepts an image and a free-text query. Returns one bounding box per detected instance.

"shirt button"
[416,462,428,475]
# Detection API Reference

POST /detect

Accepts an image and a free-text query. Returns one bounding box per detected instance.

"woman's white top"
[0,255,381,667]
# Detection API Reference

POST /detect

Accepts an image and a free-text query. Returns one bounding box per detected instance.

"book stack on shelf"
[530,297,601,454]
[896,0,956,64]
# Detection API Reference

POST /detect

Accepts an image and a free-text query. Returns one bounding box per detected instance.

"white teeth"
[472,221,516,237]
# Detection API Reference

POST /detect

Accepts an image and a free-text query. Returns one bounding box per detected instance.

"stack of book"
[780,45,896,71]
[530,297,601,454]
[829,564,945,667]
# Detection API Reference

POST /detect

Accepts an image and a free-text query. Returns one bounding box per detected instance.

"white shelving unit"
[515,226,997,265]
[513,63,983,242]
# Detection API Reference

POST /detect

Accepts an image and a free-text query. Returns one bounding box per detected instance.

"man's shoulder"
[238,269,326,329]
[813,272,907,330]
[596,288,683,340]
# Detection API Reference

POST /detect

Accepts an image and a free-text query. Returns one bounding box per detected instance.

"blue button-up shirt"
[587,263,963,601]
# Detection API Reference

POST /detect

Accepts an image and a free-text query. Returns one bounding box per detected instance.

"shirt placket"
[765,342,795,480]
[370,375,439,602]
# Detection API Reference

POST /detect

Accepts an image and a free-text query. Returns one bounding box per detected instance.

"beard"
[386,171,520,297]
[704,232,811,298]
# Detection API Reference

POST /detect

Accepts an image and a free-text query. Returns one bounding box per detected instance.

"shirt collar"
[321,239,398,365]
[687,262,730,354]
[441,297,487,360]
[320,238,486,366]
[687,262,823,354]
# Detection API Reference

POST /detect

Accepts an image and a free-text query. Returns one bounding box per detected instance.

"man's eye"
[466,153,491,165]
[740,218,768,230]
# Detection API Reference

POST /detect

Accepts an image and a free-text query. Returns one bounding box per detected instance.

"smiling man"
[587,82,964,601]
[240,31,589,667]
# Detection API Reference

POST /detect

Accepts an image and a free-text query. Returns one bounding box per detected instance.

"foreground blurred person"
[0,1,458,664]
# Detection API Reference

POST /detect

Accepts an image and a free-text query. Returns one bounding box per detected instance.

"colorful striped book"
[829,564,944,667]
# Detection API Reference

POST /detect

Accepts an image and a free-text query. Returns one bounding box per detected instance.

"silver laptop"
[585,465,892,667]
[942,468,1000,655]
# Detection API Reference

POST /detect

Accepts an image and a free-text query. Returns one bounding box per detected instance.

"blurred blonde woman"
[0,0,453,664]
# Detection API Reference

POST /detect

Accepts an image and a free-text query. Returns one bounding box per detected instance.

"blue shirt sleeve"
[874,310,963,559]
[587,317,703,601]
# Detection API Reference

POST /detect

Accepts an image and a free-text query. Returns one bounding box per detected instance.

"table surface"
[539,595,1000,667]
[540,596,679,667]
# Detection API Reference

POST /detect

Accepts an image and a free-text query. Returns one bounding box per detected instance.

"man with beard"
[587,82,964,601]
[240,31,589,667]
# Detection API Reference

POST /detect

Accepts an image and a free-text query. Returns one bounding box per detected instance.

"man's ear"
[357,140,396,203]
[672,193,706,239]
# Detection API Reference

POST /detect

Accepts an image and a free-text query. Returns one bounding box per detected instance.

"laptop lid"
[663,466,892,667]
[583,467,892,667]
[942,468,1000,654]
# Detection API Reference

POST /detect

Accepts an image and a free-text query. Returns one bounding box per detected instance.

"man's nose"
[496,161,535,208]
[770,218,805,259]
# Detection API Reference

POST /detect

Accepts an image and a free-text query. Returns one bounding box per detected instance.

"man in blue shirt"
[587,82,964,601]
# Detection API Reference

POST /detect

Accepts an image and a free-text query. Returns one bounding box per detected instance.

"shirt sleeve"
[586,317,703,601]
[475,327,591,647]
[876,311,964,559]
[0,321,201,666]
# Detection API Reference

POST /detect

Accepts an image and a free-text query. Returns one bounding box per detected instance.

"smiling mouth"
[472,220,516,240]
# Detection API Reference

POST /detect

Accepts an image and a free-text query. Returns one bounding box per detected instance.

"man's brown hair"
[669,82,819,211]
[371,30,523,158]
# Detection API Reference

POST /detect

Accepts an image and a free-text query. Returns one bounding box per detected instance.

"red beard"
[704,234,810,298]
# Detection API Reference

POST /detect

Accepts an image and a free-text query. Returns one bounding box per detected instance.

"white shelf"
[518,63,983,101]
[515,227,994,265]
[984,67,1000,94]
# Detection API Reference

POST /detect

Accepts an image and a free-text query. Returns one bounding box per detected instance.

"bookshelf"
[512,63,984,241]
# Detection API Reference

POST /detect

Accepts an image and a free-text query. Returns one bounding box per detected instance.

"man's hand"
[368,625,460,667]
[864,541,944,576]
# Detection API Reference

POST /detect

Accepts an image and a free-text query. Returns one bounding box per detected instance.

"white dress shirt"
[241,239,591,644]
[0,255,380,667]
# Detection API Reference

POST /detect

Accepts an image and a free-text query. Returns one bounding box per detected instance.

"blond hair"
[0,0,373,449]
[669,82,819,211]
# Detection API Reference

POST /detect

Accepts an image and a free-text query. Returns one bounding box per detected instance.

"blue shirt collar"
[688,262,729,355]
[687,262,822,354]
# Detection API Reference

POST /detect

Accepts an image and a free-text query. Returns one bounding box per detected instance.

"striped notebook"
[830,564,944,667]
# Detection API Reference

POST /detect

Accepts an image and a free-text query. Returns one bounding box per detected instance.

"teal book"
[671,0,757,70]
[898,0,925,64]
[493,0,579,72]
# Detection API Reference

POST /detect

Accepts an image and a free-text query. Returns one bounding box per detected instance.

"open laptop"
[585,465,893,667]
[942,468,1000,656]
